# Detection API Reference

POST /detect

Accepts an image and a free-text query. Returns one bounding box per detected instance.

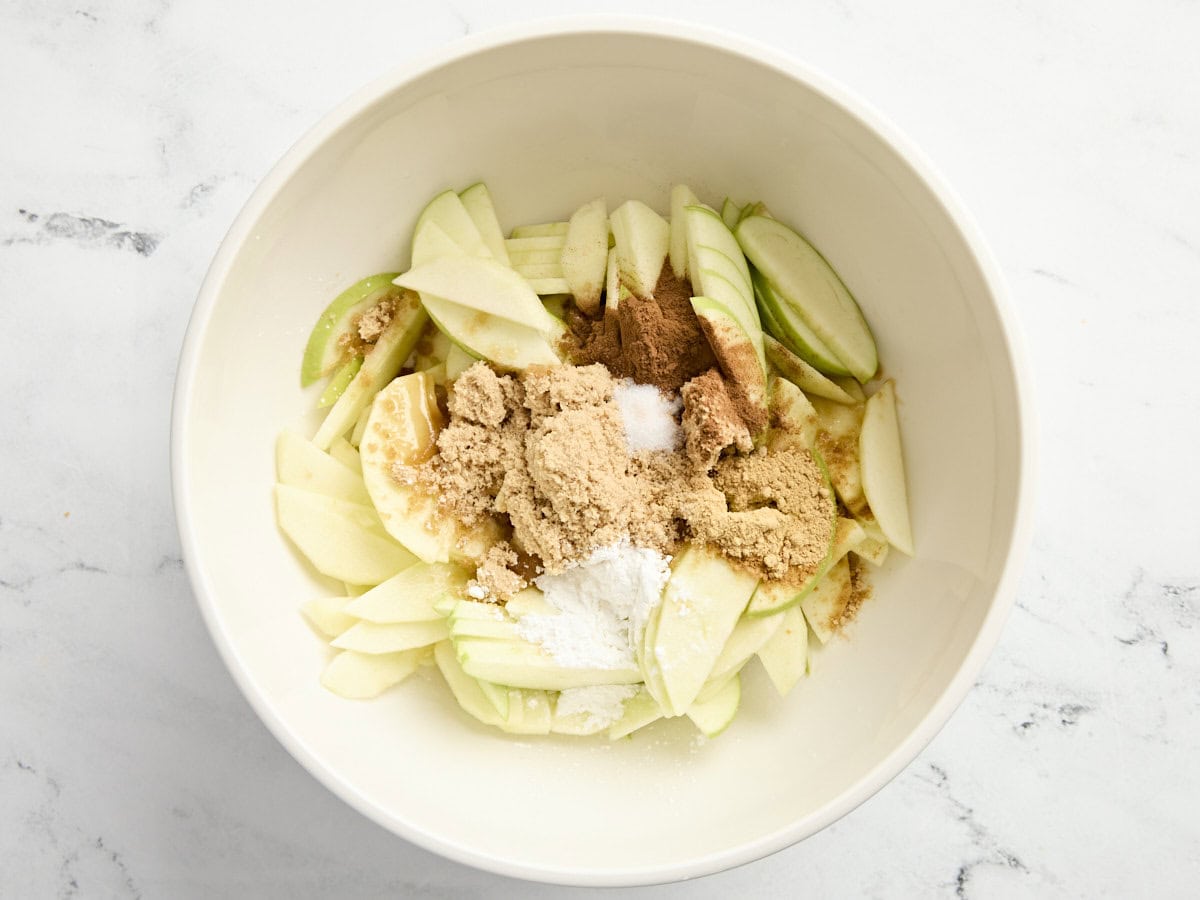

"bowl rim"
[171,15,1036,887]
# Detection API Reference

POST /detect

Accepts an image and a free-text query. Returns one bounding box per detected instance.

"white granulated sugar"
[613,380,682,453]
[518,541,671,670]
[555,685,639,731]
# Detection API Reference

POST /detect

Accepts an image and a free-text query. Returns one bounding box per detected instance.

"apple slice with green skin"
[833,374,866,402]
[686,672,741,738]
[444,343,476,381]
[691,296,769,435]
[737,201,770,224]
[301,596,356,639]
[505,688,553,735]
[669,184,699,280]
[360,371,500,563]
[508,247,562,266]
[345,562,468,623]
[721,197,743,230]
[331,618,449,654]
[321,647,427,699]
[454,635,641,691]
[685,205,755,306]
[422,294,564,370]
[736,214,877,382]
[610,199,669,300]
[311,290,427,450]
[276,429,370,505]
[434,640,506,727]
[505,235,567,254]
[756,604,808,696]
[705,611,784,688]
[752,271,852,376]
[853,512,890,566]
[561,198,608,315]
[811,395,868,515]
[860,380,914,555]
[525,277,570,295]
[413,189,492,260]
[300,273,402,386]
[510,221,567,239]
[327,436,360,473]
[608,688,664,740]
[395,256,559,336]
[653,544,758,716]
[800,555,855,644]
[764,334,856,404]
[458,182,509,265]
[511,263,564,280]
[317,355,363,408]
[476,679,510,720]
[768,375,820,451]
[746,515,863,617]
[275,485,416,584]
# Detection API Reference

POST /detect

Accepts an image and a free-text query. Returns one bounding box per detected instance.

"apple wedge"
[413,189,492,260]
[853,513,891,566]
[395,256,559,336]
[458,182,510,265]
[756,604,808,696]
[686,673,741,738]
[610,200,669,300]
[320,647,427,699]
[316,355,363,408]
[608,687,664,740]
[561,198,608,315]
[800,556,855,644]
[746,515,862,617]
[300,596,356,639]
[705,612,783,689]
[691,296,769,434]
[720,197,743,229]
[811,395,868,515]
[275,485,416,584]
[345,562,468,623]
[434,641,506,727]
[510,221,568,238]
[669,184,699,280]
[764,334,856,404]
[653,545,758,716]
[300,273,402,386]
[859,380,914,555]
[422,295,564,370]
[331,619,449,654]
[736,214,877,382]
[328,437,360,472]
[768,375,819,451]
[454,635,641,691]
[311,291,427,450]
[276,429,370,505]
[752,271,852,376]
[503,688,554,735]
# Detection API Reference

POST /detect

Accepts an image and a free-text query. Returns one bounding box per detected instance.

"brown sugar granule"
[680,368,753,470]
[572,269,716,392]
[448,359,512,427]
[468,541,527,602]
[355,297,397,345]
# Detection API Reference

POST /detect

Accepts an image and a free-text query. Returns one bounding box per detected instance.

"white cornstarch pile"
[613,379,682,453]
[517,541,672,669]
[554,685,640,731]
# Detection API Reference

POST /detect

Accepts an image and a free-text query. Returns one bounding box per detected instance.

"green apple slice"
[444,343,476,381]
[300,596,356,639]
[610,199,669,299]
[737,201,770,224]
[421,294,563,370]
[746,513,861,617]
[800,556,854,644]
[561,197,608,315]
[320,647,426,699]
[705,612,784,689]
[768,375,819,451]
[854,512,891,566]
[686,673,741,738]
[736,214,877,382]
[360,371,499,563]
[508,247,562,266]
[476,679,510,720]
[413,189,492,260]
[764,334,856,404]
[458,182,510,265]
[669,184,699,280]
[511,262,564,280]
[720,197,743,229]
[505,688,553,735]
[811,395,868,515]
[275,485,416,584]
[345,562,467,623]
[653,544,758,716]
[395,256,558,336]
[327,436,361,473]
[607,688,664,740]
[331,618,449,654]
[311,291,427,450]
[276,429,370,505]
[752,271,852,376]
[510,221,568,238]
[414,325,451,373]
[859,380,914,555]
[505,235,567,254]
[454,636,641,691]
[300,273,402,386]
[434,641,506,727]
[756,604,808,696]
[317,355,363,408]
[685,205,753,289]
[526,277,571,295]
[691,296,768,433]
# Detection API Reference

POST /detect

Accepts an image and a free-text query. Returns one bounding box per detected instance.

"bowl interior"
[176,26,1026,885]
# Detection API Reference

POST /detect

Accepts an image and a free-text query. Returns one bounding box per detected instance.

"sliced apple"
[458,182,509,265]
[433,641,506,727]
[327,436,361,473]
[552,685,640,736]
[746,514,861,617]
[396,256,558,336]
[422,295,563,370]
[756,604,808,696]
[504,688,553,735]
[505,235,567,254]
[413,189,492,260]
[311,291,427,450]
[414,324,451,373]
[332,618,449,654]
[275,485,416,584]
[455,635,641,691]
[345,562,468,623]
[691,296,768,434]
[854,513,891,566]
[720,197,743,229]
[764,334,855,404]
[768,376,819,451]
[859,380,914,555]
[800,555,854,644]
[561,198,608,315]
[610,200,669,300]
[686,673,740,738]
[685,205,755,311]
[317,355,363,408]
[669,184,699,280]
[300,596,357,639]
[607,688,664,740]
[444,343,476,381]
[736,214,877,382]
[811,395,868,515]
[653,545,758,716]
[705,612,784,688]
[752,271,852,376]
[300,273,402,386]
[604,246,620,310]
[276,429,369,505]
[320,647,427,699]
[525,277,571,295]
[510,221,568,238]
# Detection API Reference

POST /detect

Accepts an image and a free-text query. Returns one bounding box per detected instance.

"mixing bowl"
[172,18,1034,886]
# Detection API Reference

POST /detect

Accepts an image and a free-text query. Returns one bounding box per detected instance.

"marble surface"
[2,0,1198,896]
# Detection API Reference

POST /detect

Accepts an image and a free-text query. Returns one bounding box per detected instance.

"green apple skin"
[752,271,853,377]
[301,273,401,386]
[763,334,856,404]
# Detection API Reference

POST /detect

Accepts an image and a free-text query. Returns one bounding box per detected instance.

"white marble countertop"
[3,1,1198,896]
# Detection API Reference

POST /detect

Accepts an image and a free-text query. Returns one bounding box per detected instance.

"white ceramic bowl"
[172,18,1034,887]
